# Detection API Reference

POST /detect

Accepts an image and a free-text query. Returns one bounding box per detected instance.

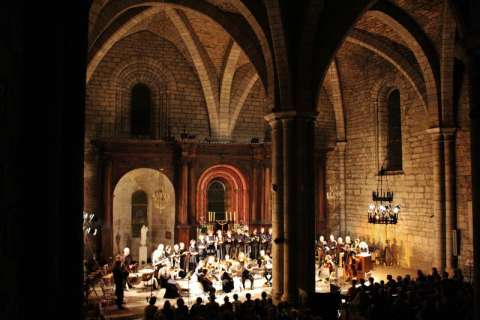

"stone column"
[336,141,347,235]
[316,150,328,236]
[427,128,445,270]
[466,47,480,319]
[177,152,190,244]
[294,112,316,296]
[282,116,296,303]
[266,111,317,305]
[265,115,284,302]
[102,158,113,260]
[251,151,259,225]
[442,128,457,272]
[188,153,197,238]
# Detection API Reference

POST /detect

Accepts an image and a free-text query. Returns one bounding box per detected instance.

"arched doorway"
[113,168,175,260]
[197,164,249,225]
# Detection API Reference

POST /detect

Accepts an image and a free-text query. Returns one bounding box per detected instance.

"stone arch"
[324,59,346,142]
[346,28,428,108]
[367,1,440,127]
[196,165,249,225]
[113,168,176,259]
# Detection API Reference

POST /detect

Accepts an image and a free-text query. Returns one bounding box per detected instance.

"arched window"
[207,180,227,220]
[131,83,151,136]
[131,190,148,238]
[387,89,402,171]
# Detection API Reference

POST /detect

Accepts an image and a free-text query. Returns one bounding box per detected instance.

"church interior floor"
[86,265,417,320]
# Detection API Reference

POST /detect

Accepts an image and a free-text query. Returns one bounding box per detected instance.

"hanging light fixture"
[367,168,400,224]
[368,97,400,225]
[153,169,170,209]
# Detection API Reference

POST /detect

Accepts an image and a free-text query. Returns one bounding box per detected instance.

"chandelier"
[367,168,400,224]
[368,97,400,224]
[153,171,170,209]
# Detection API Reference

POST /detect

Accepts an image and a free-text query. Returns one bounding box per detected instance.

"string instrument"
[153,257,170,267]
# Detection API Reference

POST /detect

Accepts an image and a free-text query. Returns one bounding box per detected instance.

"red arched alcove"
[196,164,249,225]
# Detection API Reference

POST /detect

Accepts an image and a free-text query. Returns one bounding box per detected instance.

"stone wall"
[326,43,435,270]
[456,75,473,272]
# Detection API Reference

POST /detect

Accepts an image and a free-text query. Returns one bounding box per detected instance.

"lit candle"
[234,211,236,222]
[209,211,211,222]
[214,212,216,221]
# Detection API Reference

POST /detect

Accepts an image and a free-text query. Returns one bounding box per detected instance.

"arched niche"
[197,165,249,225]
[113,168,175,260]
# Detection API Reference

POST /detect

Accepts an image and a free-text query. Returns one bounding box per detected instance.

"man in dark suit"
[112,255,127,309]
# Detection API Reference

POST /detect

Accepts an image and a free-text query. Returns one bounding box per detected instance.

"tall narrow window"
[131,190,148,238]
[207,180,226,220]
[131,83,151,136]
[387,89,402,171]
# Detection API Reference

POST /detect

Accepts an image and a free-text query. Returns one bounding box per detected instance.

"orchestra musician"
[266,228,272,254]
[259,250,272,287]
[243,226,251,258]
[259,227,267,253]
[240,261,254,290]
[179,242,187,270]
[158,267,180,298]
[251,229,260,260]
[234,230,243,260]
[197,268,216,295]
[197,234,207,260]
[172,244,181,269]
[220,268,234,293]
[206,230,216,256]
[215,230,225,261]
[122,247,135,290]
[225,230,234,258]
[188,239,199,271]
[165,245,173,265]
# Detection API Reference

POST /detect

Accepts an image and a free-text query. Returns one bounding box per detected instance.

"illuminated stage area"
[86,264,420,319]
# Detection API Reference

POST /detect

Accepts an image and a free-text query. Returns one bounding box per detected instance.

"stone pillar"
[336,141,347,235]
[266,111,317,305]
[466,47,480,319]
[427,128,445,270]
[188,153,197,238]
[294,113,316,296]
[251,152,259,225]
[102,158,113,260]
[282,116,296,303]
[177,154,190,244]
[442,128,457,272]
[316,150,328,237]
[265,115,284,302]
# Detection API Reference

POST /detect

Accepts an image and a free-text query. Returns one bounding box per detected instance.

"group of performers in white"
[124,227,273,298]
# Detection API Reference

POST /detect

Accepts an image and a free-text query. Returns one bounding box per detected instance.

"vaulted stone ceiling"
[87,1,268,142]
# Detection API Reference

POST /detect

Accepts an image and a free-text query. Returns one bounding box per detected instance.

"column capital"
[264,110,318,124]
[335,140,347,151]
[426,127,457,138]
